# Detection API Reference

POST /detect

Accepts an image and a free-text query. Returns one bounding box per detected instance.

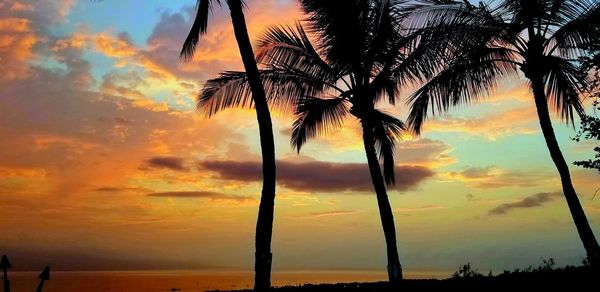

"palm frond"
[364,0,399,71]
[402,0,485,30]
[198,71,253,116]
[198,68,336,117]
[256,23,341,86]
[370,110,405,185]
[368,29,423,105]
[543,55,586,123]
[388,29,449,91]
[291,97,349,152]
[547,1,600,57]
[407,46,519,134]
[299,0,369,71]
[180,0,221,61]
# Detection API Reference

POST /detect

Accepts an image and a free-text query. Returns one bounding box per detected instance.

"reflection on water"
[9,270,450,291]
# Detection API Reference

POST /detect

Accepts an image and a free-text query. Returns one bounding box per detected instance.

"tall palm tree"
[180,1,277,289]
[406,0,600,268]
[196,0,441,282]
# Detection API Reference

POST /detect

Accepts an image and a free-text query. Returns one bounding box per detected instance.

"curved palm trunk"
[531,77,600,269]
[361,118,403,282]
[227,1,277,290]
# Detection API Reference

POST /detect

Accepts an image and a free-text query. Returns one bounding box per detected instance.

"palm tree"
[180,1,277,289]
[197,0,441,282]
[406,0,600,267]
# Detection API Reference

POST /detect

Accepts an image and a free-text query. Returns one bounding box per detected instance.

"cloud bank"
[198,160,434,193]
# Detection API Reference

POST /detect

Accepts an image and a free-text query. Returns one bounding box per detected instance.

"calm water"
[8,270,449,291]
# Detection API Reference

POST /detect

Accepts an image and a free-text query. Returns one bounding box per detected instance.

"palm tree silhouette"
[406,0,600,268]
[197,0,442,282]
[180,1,277,289]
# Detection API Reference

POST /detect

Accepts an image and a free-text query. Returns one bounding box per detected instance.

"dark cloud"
[144,157,188,172]
[147,191,255,202]
[93,187,151,194]
[395,205,447,212]
[306,210,359,218]
[113,117,134,125]
[198,160,434,193]
[488,192,562,215]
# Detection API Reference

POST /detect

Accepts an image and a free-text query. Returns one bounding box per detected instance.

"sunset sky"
[1,0,599,274]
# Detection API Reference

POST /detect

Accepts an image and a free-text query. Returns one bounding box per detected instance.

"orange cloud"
[395,138,456,168]
[92,33,174,80]
[54,32,88,50]
[444,165,553,189]
[32,135,100,152]
[94,33,137,58]
[0,166,46,178]
[423,105,539,140]
[486,83,532,103]
[9,2,34,12]
[0,0,80,84]
[0,17,31,32]
[0,17,36,82]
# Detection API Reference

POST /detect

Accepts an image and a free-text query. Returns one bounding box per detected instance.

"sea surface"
[8,270,450,291]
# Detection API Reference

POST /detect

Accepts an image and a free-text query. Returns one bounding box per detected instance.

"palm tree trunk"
[531,77,600,269]
[361,118,403,282]
[227,1,277,290]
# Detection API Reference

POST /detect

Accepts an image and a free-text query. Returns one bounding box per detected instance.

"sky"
[0,0,599,274]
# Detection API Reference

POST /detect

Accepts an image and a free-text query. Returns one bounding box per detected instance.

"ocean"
[7,270,449,291]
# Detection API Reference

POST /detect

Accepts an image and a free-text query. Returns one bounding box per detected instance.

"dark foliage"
[573,100,600,173]
[404,0,600,267]
[211,260,595,292]
[199,0,444,185]
[404,0,600,133]
[573,42,600,173]
[197,0,447,281]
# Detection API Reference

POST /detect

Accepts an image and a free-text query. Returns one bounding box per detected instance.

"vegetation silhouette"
[573,100,600,173]
[0,256,50,292]
[1,255,10,292]
[180,1,278,290]
[210,259,594,291]
[35,266,50,292]
[405,0,600,269]
[87,0,600,289]
[573,47,600,173]
[197,0,444,282]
